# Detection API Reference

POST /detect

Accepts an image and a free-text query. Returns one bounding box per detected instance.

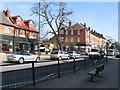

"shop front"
[1,34,37,53]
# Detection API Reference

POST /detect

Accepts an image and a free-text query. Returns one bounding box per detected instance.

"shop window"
[19,30,23,35]
[32,32,35,37]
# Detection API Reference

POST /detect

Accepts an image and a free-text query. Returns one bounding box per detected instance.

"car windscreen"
[108,50,113,52]
[68,52,73,54]
[15,52,20,55]
[51,51,58,54]
[91,49,99,52]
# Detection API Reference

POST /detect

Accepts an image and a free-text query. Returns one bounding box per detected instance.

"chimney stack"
[84,23,86,27]
[5,8,10,17]
[69,21,71,26]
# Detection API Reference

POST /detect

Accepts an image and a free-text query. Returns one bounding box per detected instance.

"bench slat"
[88,64,104,82]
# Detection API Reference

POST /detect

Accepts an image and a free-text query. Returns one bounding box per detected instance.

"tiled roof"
[3,9,39,33]
[0,11,14,26]
[23,20,39,33]
[68,23,84,30]
[10,16,39,33]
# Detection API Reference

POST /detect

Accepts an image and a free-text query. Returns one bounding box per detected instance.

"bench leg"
[96,73,99,77]
[91,75,93,82]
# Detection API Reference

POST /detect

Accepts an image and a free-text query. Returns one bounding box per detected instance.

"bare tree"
[31,2,72,50]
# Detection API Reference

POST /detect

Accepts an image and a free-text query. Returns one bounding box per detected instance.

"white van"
[108,49,119,56]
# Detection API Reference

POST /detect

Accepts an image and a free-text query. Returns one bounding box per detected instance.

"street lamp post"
[106,42,109,62]
[38,2,41,56]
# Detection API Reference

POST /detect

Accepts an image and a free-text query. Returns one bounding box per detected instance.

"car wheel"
[59,56,62,60]
[51,58,54,60]
[19,58,24,64]
[73,56,75,59]
[67,56,70,60]
[36,57,40,62]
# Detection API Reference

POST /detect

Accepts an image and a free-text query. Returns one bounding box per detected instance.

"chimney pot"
[69,21,71,26]
[5,9,10,17]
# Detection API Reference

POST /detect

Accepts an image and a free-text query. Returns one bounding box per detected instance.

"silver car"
[50,50,70,60]
[7,51,40,64]
[68,51,81,59]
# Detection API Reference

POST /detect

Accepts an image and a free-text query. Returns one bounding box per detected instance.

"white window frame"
[78,37,80,42]
[71,30,73,35]
[66,30,68,35]
[29,21,33,27]
[78,30,80,35]
[60,30,64,34]
[65,37,68,42]
[16,17,21,25]
[60,37,64,42]
[5,27,10,33]
[71,37,74,42]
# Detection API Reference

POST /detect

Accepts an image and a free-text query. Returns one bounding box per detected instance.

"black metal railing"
[2,56,107,90]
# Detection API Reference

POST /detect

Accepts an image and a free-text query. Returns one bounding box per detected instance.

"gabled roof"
[0,11,14,26]
[3,9,39,33]
[23,19,39,33]
[68,23,84,30]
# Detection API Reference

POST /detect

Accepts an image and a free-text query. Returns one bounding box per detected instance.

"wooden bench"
[88,64,104,82]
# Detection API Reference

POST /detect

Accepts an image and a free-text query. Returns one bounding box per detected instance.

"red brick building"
[0,9,39,53]
[59,22,107,52]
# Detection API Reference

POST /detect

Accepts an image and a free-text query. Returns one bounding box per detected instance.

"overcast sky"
[1,1,118,41]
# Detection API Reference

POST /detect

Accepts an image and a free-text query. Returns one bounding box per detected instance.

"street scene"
[0,1,120,89]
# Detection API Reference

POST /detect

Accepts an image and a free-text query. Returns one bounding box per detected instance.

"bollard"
[32,62,35,86]
[73,58,76,73]
[58,58,60,78]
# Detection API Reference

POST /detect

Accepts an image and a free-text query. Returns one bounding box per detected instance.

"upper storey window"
[78,30,80,35]
[29,21,33,27]
[60,30,64,34]
[16,17,21,25]
[71,30,73,35]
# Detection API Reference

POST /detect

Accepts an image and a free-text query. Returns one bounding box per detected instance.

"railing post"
[73,58,76,73]
[84,57,86,69]
[106,52,108,62]
[58,58,60,78]
[91,58,94,67]
[32,62,35,86]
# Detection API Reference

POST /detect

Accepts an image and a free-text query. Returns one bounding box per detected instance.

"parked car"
[108,49,119,56]
[68,51,81,59]
[50,50,70,60]
[7,51,40,64]
[89,48,104,59]
[77,50,88,55]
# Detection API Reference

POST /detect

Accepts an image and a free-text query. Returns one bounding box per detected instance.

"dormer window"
[29,21,33,27]
[16,17,21,25]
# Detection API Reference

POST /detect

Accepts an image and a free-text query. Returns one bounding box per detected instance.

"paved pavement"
[25,58,119,88]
